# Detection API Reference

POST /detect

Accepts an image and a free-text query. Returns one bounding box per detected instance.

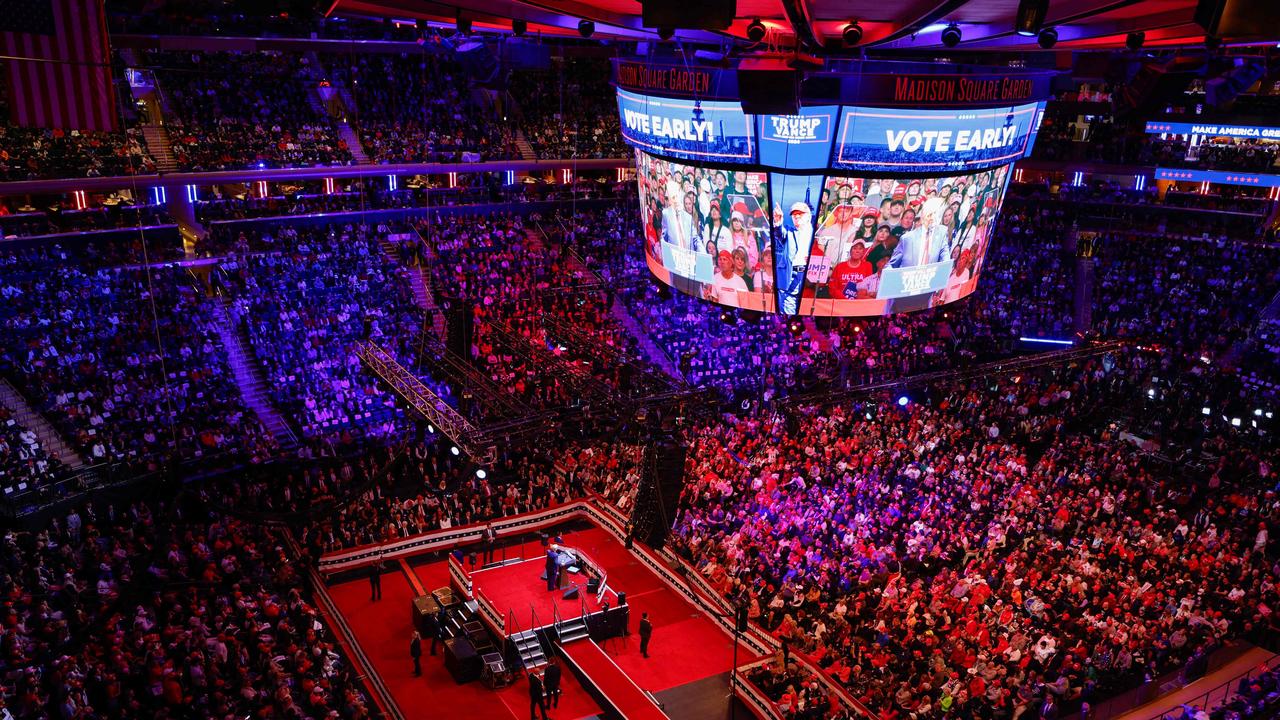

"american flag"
[0,0,116,131]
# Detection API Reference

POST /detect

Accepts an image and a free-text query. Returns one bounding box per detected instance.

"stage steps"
[557,616,590,644]
[512,630,548,669]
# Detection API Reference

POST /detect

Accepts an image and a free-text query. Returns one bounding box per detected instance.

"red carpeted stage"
[469,556,610,631]
[324,513,758,720]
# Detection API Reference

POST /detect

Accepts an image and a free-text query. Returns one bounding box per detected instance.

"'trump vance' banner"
[833,103,1043,172]
[1146,121,1280,139]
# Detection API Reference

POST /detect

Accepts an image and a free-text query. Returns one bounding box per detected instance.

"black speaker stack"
[631,435,688,549]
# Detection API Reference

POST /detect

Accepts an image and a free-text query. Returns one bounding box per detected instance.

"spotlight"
[719,309,736,324]
[1015,0,1048,36]
[788,320,803,336]
[1125,30,1144,50]
[1037,26,1058,48]
[941,23,962,48]
[427,424,436,434]
[898,396,910,407]
[456,12,471,35]
[746,17,767,43]
[578,19,594,38]
[476,469,487,479]
[450,446,460,456]
[842,21,863,46]
[512,19,527,36]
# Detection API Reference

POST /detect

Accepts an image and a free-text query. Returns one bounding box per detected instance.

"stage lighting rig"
[1014,0,1048,36]
[842,21,863,46]
[578,19,595,38]
[1037,26,1058,48]
[746,17,767,43]
[941,23,962,48]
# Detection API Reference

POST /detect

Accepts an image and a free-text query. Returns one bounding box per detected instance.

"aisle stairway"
[610,299,683,380]
[0,379,86,470]
[377,236,445,339]
[514,130,537,161]
[211,300,298,449]
[337,122,370,164]
[140,124,179,172]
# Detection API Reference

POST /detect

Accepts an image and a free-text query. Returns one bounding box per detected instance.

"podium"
[412,594,441,636]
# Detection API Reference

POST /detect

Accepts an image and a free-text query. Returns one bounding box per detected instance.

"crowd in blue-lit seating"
[0,248,276,480]
[218,223,416,442]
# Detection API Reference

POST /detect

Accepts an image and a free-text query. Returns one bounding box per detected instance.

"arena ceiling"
[328,0,1234,51]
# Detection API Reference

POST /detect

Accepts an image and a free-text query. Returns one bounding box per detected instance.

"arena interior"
[2,1,1280,719]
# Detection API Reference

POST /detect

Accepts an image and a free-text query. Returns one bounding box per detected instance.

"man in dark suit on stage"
[409,631,422,676]
[545,547,559,592]
[369,553,384,601]
[482,523,498,564]
[543,657,562,709]
[529,671,549,720]
[639,612,653,658]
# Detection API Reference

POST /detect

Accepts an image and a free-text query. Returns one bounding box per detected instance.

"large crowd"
[0,495,373,719]
[149,51,353,171]
[510,58,629,159]
[0,249,276,482]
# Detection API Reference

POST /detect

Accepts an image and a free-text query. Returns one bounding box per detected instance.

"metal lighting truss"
[356,340,497,465]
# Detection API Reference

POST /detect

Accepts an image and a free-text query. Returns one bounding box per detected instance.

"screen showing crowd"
[636,148,1012,316]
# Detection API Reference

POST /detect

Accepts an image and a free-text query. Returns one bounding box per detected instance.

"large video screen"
[832,104,1042,172]
[636,147,1013,316]
[637,150,776,311]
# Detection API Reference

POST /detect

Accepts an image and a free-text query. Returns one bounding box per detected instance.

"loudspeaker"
[1195,0,1280,40]
[617,591,627,606]
[563,587,580,600]
[444,299,473,361]
[640,0,734,31]
[737,68,799,115]
[586,578,601,593]
[632,438,689,549]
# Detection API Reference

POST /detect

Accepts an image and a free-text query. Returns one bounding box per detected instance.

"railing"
[1136,654,1280,720]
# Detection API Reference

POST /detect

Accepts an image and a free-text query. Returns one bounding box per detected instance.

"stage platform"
[469,556,612,633]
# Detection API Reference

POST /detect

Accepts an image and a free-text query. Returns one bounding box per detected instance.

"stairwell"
[0,379,87,470]
[610,299,683,380]
[514,129,537,161]
[378,235,445,339]
[211,300,298,449]
[140,124,179,172]
[337,122,370,164]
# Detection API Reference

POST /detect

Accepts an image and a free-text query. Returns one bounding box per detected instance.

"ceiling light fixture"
[1015,0,1048,36]
[842,21,863,46]
[941,23,962,48]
